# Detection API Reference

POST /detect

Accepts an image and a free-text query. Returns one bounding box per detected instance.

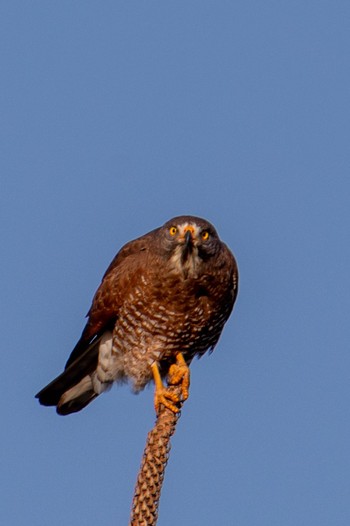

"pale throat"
[169,222,202,278]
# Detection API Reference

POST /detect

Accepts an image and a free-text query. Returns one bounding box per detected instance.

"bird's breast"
[112,271,231,359]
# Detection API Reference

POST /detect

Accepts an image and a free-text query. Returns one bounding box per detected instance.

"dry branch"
[129,384,183,526]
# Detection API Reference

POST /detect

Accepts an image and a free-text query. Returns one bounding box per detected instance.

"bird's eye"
[202,231,210,241]
[169,226,177,236]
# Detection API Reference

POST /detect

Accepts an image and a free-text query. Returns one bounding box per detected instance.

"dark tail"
[35,337,101,415]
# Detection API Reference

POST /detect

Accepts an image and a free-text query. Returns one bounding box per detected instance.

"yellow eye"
[202,231,209,241]
[169,226,177,236]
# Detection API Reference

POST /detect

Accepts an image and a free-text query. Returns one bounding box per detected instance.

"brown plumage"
[36,215,238,415]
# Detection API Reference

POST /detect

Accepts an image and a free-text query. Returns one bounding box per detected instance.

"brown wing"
[64,228,158,368]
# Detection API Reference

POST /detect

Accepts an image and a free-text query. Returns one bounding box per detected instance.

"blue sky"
[1,2,350,525]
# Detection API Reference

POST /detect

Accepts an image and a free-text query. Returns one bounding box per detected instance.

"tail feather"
[57,391,98,415]
[57,376,98,415]
[35,333,112,415]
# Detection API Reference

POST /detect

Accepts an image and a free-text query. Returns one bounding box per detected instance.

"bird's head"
[159,215,222,277]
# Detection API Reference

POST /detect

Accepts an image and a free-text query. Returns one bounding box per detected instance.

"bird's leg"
[151,362,180,414]
[167,352,190,402]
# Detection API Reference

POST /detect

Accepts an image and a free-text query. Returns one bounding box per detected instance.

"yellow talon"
[151,362,180,414]
[168,352,190,402]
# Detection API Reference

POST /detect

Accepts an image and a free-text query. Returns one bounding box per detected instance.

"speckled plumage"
[36,215,238,415]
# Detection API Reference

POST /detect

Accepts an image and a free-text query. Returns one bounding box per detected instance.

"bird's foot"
[151,362,181,414]
[167,352,190,402]
[154,385,181,414]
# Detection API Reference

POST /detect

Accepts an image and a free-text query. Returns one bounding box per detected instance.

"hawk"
[36,216,238,415]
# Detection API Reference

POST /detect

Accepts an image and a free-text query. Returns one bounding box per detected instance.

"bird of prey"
[36,216,238,415]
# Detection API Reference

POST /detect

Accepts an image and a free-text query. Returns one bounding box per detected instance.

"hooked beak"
[183,225,195,248]
[181,226,195,262]
[184,229,193,247]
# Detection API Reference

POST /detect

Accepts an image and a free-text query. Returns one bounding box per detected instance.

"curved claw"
[154,386,180,414]
[168,352,190,402]
[151,354,190,415]
[151,362,181,414]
